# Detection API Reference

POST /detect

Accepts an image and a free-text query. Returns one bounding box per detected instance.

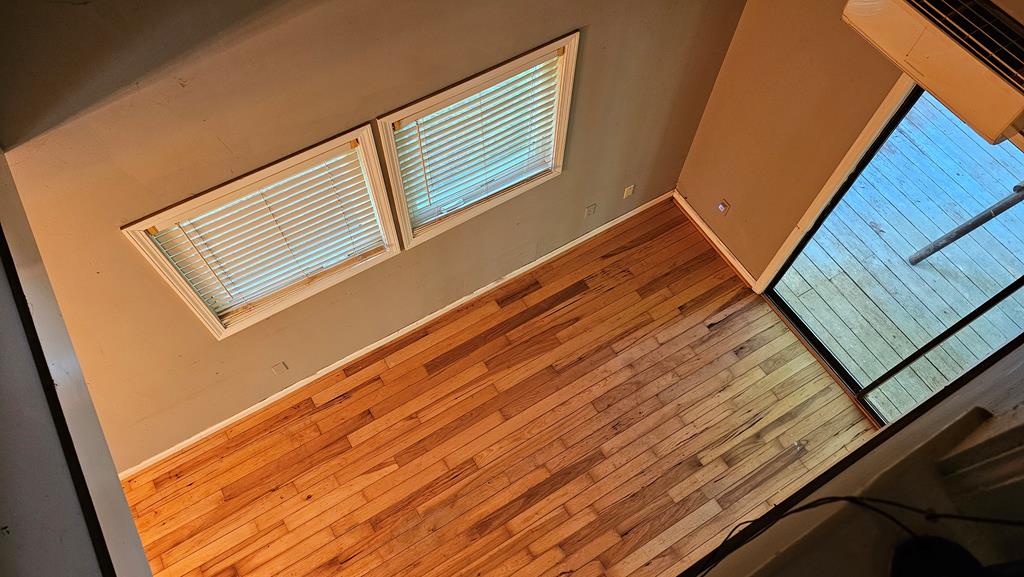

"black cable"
[695,496,917,577]
[854,496,1024,528]
[695,495,1024,577]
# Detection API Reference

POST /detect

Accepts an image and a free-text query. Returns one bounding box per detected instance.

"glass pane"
[150,143,385,318]
[773,91,1024,421]
[864,282,1024,419]
[394,55,561,233]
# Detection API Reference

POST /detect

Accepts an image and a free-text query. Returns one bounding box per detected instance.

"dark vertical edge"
[0,224,118,576]
[762,85,925,422]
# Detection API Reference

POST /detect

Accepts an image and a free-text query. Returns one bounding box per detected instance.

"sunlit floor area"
[775,93,1024,421]
[121,200,872,577]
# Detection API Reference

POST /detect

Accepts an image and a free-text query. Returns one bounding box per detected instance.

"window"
[378,32,579,246]
[123,125,399,339]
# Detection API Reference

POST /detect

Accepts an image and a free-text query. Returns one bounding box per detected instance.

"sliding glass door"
[767,87,1024,423]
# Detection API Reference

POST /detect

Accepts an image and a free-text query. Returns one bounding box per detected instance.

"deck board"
[883,128,1024,301]
[810,225,969,376]
[776,93,1024,418]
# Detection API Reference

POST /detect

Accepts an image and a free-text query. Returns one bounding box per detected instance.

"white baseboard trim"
[119,189,677,480]
[670,190,758,290]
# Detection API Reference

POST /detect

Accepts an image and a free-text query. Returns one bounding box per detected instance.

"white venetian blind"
[147,141,387,326]
[392,53,562,234]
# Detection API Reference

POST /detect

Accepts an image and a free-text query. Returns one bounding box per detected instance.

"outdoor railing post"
[909,182,1024,265]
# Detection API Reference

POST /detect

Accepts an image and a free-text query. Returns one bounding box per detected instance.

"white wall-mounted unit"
[843,0,1024,143]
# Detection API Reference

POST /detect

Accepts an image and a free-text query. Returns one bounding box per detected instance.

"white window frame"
[122,124,400,340]
[377,31,579,247]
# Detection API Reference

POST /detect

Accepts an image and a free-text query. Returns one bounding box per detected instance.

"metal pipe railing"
[909,183,1024,265]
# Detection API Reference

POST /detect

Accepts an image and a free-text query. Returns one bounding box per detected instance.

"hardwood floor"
[121,199,875,577]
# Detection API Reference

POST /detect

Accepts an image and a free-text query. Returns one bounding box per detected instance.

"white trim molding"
[670,189,758,289]
[754,74,918,292]
[119,189,675,479]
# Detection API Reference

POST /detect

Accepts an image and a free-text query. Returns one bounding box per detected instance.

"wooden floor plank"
[122,199,872,577]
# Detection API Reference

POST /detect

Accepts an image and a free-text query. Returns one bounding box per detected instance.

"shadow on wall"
[0,0,299,148]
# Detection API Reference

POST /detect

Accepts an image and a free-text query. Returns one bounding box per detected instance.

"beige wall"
[0,152,151,574]
[2,0,745,471]
[677,0,902,279]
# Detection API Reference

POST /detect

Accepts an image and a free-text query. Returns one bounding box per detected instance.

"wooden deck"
[775,93,1024,421]
[121,200,872,577]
